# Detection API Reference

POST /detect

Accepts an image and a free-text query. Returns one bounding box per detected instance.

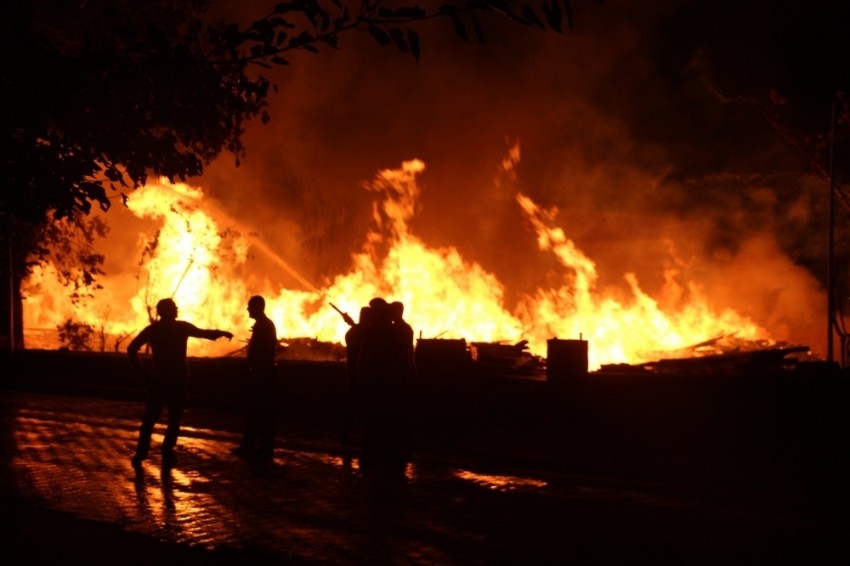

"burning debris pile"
[224,337,347,363]
[470,340,544,376]
[213,332,814,380]
[599,334,813,376]
[639,345,812,375]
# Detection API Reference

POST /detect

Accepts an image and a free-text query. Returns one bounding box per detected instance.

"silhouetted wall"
[5,350,848,491]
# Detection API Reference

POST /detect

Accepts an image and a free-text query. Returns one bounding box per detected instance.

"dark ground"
[2,351,849,564]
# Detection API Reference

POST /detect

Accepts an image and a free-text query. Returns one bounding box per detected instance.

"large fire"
[23,153,786,370]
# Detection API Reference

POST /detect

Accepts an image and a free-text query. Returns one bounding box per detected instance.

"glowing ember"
[23,156,781,370]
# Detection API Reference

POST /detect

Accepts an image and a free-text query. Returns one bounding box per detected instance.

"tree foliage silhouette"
[2,0,571,225]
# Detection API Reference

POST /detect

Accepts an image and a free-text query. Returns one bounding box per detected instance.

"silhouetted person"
[128,298,233,469]
[345,306,372,390]
[232,295,279,463]
[342,306,372,459]
[356,297,415,479]
[390,300,415,376]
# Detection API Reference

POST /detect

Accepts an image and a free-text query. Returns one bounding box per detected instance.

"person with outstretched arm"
[128,298,232,469]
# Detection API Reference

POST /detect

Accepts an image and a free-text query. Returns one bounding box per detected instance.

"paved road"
[1,388,847,564]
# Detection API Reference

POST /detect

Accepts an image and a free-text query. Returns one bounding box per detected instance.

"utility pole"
[827,97,837,364]
[6,218,13,355]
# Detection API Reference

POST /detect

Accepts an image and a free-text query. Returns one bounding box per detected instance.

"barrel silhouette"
[546,338,588,383]
[415,339,470,380]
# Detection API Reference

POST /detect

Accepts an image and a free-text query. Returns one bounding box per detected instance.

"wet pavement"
[1,387,848,564]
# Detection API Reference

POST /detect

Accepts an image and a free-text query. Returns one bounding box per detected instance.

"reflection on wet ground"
[2,390,847,563]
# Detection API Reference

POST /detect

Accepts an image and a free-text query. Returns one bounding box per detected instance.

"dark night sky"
[184,0,849,351]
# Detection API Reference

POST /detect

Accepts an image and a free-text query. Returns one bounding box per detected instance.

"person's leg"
[256,371,278,460]
[359,395,382,475]
[133,388,165,465]
[234,371,271,458]
[386,400,410,479]
[257,399,276,461]
[231,401,260,459]
[161,385,186,467]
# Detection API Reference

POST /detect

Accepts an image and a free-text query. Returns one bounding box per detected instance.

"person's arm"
[126,327,149,370]
[186,322,233,341]
[214,329,234,340]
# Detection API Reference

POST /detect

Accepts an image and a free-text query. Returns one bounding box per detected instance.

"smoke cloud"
[89,0,845,356]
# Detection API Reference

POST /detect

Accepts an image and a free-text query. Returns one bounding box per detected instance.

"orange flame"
[513,194,770,367]
[23,157,775,369]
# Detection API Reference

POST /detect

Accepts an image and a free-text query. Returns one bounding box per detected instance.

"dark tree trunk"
[1,215,29,353]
